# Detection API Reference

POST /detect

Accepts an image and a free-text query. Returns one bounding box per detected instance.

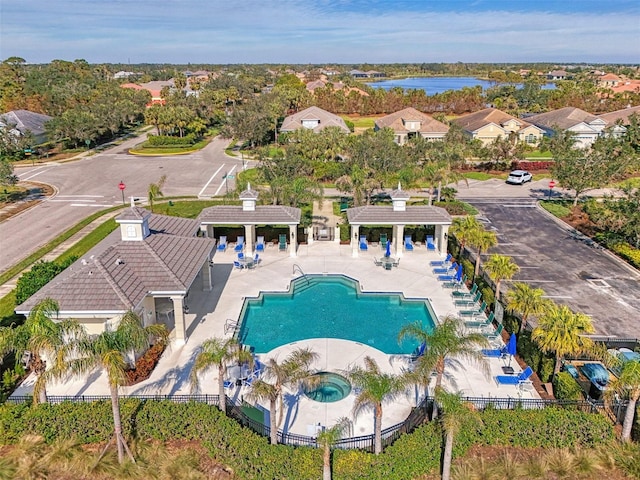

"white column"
[245,224,255,253]
[206,225,214,238]
[171,296,186,345]
[438,225,449,255]
[142,296,155,327]
[202,260,212,291]
[307,227,314,245]
[289,225,297,257]
[351,225,360,257]
[395,225,404,258]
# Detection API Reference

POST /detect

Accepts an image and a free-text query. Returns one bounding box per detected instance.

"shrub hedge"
[146,134,197,146]
[0,400,615,479]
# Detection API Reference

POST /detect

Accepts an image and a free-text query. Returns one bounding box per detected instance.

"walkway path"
[311,199,342,240]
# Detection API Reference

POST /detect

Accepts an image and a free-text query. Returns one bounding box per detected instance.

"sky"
[1,0,639,65]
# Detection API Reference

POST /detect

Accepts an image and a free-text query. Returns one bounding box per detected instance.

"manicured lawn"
[129,138,209,155]
[539,200,572,218]
[462,172,503,181]
[341,115,379,128]
[524,150,553,159]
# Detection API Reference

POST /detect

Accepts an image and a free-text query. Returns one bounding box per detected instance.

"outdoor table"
[381,256,396,270]
[238,257,255,269]
[227,364,250,383]
[501,366,515,375]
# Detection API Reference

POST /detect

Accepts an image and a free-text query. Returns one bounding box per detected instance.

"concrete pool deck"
[13,241,540,436]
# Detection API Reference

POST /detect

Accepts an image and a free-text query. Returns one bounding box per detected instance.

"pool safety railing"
[292,264,310,286]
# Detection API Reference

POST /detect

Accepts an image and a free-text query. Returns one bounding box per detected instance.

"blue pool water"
[238,275,435,354]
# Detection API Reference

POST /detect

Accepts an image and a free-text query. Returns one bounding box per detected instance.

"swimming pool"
[237,275,436,354]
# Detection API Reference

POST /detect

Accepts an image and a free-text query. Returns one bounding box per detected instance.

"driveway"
[466,197,640,339]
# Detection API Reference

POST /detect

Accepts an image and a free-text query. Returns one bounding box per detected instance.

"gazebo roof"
[198,205,301,225]
[346,205,452,225]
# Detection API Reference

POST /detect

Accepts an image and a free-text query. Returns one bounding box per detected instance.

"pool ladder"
[292,264,310,286]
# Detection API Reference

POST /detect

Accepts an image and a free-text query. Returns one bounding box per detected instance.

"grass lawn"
[462,172,504,181]
[524,150,553,159]
[340,115,379,128]
[539,200,572,218]
[129,138,209,155]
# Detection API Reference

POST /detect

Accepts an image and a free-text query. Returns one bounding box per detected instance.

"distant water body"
[366,77,554,95]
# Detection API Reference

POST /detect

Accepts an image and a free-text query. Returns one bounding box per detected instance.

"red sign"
[119,181,126,191]
[549,180,556,189]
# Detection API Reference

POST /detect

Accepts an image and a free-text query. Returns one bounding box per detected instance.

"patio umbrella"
[507,333,517,367]
[385,240,391,258]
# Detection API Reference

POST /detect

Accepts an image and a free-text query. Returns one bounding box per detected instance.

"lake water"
[367,76,554,95]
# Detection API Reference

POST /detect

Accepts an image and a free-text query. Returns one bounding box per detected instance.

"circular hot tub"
[303,372,352,403]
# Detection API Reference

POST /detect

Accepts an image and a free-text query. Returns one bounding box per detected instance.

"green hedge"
[0,400,616,479]
[553,371,585,401]
[146,134,197,146]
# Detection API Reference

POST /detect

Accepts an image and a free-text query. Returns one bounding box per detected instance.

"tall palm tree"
[316,417,352,480]
[449,216,481,257]
[505,282,552,333]
[483,254,520,306]
[436,388,482,480]
[0,298,85,405]
[608,359,640,442]
[68,310,168,464]
[147,174,167,212]
[531,305,595,376]
[398,316,489,418]
[189,337,253,414]
[245,377,280,444]
[467,228,498,282]
[345,356,407,454]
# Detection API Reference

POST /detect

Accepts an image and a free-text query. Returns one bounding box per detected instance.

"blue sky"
[1,0,639,64]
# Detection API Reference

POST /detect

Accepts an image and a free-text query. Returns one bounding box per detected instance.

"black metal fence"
[4,392,629,451]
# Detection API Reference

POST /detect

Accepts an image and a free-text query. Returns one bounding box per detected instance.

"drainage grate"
[586,278,610,288]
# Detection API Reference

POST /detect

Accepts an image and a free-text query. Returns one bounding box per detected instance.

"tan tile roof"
[280,106,350,133]
[525,107,600,130]
[451,108,531,133]
[199,205,301,225]
[375,107,449,134]
[598,105,640,125]
[347,205,452,225]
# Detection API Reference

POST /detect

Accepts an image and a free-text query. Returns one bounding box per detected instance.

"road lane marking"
[70,203,113,207]
[56,195,105,198]
[49,199,96,202]
[20,168,52,181]
[199,164,225,197]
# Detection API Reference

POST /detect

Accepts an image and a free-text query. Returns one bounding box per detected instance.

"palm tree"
[436,388,482,480]
[505,282,552,333]
[467,228,498,282]
[345,356,407,454]
[189,337,253,414]
[449,216,481,257]
[0,298,85,405]
[316,417,352,480]
[483,254,520,306]
[531,305,595,376]
[68,310,168,464]
[244,378,279,445]
[398,316,489,418]
[147,174,167,212]
[608,359,640,442]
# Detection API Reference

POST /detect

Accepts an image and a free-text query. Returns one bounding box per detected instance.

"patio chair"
[495,366,533,386]
[253,253,260,265]
[433,261,458,274]
[234,236,245,252]
[379,233,388,249]
[392,258,400,267]
[454,291,481,307]
[404,235,414,251]
[452,283,478,299]
[373,257,382,266]
[233,261,244,270]
[278,234,287,251]
[429,253,452,266]
[255,236,265,252]
[459,301,487,317]
[217,236,227,252]
[426,235,436,250]
[359,235,368,251]
[237,252,244,260]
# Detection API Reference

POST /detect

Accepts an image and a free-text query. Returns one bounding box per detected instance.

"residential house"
[547,70,569,81]
[121,80,175,106]
[279,106,350,134]
[451,108,544,146]
[597,105,639,137]
[598,73,622,88]
[374,107,449,145]
[525,107,607,148]
[0,110,53,145]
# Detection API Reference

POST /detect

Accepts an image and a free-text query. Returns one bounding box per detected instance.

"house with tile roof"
[451,108,544,146]
[0,110,53,144]
[375,107,449,145]
[16,203,216,345]
[525,107,608,148]
[279,106,350,134]
[598,105,640,126]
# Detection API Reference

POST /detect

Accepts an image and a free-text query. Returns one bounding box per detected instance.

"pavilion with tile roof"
[198,184,302,257]
[346,184,452,258]
[16,201,216,345]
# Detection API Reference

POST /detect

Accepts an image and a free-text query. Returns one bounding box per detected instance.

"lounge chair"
[379,234,388,249]
[454,291,481,307]
[429,253,452,266]
[441,274,467,289]
[495,366,533,386]
[359,235,368,251]
[411,342,427,361]
[237,252,244,260]
[459,301,487,317]
[279,234,287,251]
[482,345,507,358]
[433,261,458,274]
[452,283,478,299]
[234,236,245,252]
[233,261,244,270]
[465,312,495,329]
[426,235,436,251]
[404,235,414,251]
[217,236,227,252]
[255,236,265,252]
[485,323,504,342]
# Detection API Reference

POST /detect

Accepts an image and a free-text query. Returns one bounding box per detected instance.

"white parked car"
[506,170,533,185]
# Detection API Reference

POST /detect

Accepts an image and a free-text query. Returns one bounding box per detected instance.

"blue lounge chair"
[359,235,368,251]
[255,236,265,252]
[404,235,414,251]
[459,301,487,317]
[411,341,427,361]
[234,236,245,252]
[454,291,481,307]
[429,253,452,266]
[426,235,436,251]
[223,380,234,389]
[452,283,478,299]
[217,236,227,252]
[433,261,458,274]
[441,274,467,289]
[482,345,507,358]
[495,366,533,386]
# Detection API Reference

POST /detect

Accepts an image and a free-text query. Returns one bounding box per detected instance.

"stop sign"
[549,180,556,189]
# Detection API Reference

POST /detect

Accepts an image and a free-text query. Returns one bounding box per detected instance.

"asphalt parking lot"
[468,197,640,339]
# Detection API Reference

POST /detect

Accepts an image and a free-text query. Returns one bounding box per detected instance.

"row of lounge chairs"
[217,235,288,253]
[358,234,436,252]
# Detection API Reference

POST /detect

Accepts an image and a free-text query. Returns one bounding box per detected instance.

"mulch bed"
[125,343,167,386]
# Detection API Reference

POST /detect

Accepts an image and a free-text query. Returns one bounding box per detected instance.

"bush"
[15,257,77,305]
[553,371,585,400]
[609,242,640,269]
[517,331,555,383]
[146,134,197,146]
[511,160,555,171]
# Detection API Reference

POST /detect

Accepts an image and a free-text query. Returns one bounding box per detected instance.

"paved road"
[466,197,640,339]
[0,135,248,273]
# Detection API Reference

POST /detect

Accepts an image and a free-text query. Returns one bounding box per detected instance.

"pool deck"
[13,241,539,436]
